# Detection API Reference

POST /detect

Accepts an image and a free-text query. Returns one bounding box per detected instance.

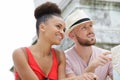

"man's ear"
[69,32,74,39]
[39,23,46,32]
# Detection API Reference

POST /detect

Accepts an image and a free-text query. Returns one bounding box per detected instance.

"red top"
[15,47,58,80]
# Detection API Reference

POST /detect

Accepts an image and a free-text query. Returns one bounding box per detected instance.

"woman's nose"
[60,30,65,38]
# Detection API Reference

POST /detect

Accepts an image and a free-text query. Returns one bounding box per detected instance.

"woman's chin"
[54,41,61,45]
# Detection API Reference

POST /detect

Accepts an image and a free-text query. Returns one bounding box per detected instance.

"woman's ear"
[39,23,46,32]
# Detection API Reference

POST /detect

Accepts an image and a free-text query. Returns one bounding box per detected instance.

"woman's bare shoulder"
[12,47,28,67]
[12,48,25,58]
[53,48,66,63]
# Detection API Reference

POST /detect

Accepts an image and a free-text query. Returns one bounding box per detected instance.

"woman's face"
[42,15,65,45]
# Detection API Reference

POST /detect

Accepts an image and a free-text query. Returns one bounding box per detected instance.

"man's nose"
[88,27,94,33]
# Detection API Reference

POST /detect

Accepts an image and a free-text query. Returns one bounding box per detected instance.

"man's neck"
[74,44,93,64]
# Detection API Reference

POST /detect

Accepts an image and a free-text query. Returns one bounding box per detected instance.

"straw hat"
[65,9,94,36]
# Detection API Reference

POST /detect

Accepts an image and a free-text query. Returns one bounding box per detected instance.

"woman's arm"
[12,48,39,80]
[55,49,66,79]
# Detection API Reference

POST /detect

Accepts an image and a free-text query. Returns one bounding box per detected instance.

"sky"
[0,0,36,79]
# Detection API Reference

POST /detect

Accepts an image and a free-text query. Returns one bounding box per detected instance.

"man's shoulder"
[92,46,109,54]
[111,45,120,50]
[64,46,74,54]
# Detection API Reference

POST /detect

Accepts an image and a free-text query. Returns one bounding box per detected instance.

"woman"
[12,1,98,80]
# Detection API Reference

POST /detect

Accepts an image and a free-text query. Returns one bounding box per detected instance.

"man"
[64,9,113,80]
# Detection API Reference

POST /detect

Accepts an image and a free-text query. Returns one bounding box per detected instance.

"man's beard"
[75,34,96,46]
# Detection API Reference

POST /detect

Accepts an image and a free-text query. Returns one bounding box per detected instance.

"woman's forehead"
[47,16,65,24]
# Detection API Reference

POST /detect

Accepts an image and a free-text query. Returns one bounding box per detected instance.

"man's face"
[72,21,96,46]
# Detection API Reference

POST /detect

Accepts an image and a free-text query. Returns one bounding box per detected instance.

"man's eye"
[81,27,86,30]
[90,25,93,27]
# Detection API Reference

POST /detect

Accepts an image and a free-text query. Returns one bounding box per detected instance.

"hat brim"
[65,20,95,36]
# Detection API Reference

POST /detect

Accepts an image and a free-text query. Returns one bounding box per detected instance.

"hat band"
[70,18,90,28]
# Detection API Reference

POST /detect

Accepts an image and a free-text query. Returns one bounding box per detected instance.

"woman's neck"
[31,38,52,57]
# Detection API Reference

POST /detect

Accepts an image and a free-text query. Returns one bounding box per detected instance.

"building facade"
[33,0,120,50]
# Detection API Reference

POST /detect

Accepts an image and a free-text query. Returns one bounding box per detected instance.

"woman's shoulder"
[53,48,65,57]
[53,48,66,63]
[12,47,25,55]
[12,47,28,63]
[12,47,23,56]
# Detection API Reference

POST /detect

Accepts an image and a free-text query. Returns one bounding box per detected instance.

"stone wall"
[57,0,120,50]
[33,0,120,50]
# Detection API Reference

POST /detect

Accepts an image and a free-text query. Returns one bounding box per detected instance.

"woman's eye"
[56,25,61,29]
[63,28,66,32]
